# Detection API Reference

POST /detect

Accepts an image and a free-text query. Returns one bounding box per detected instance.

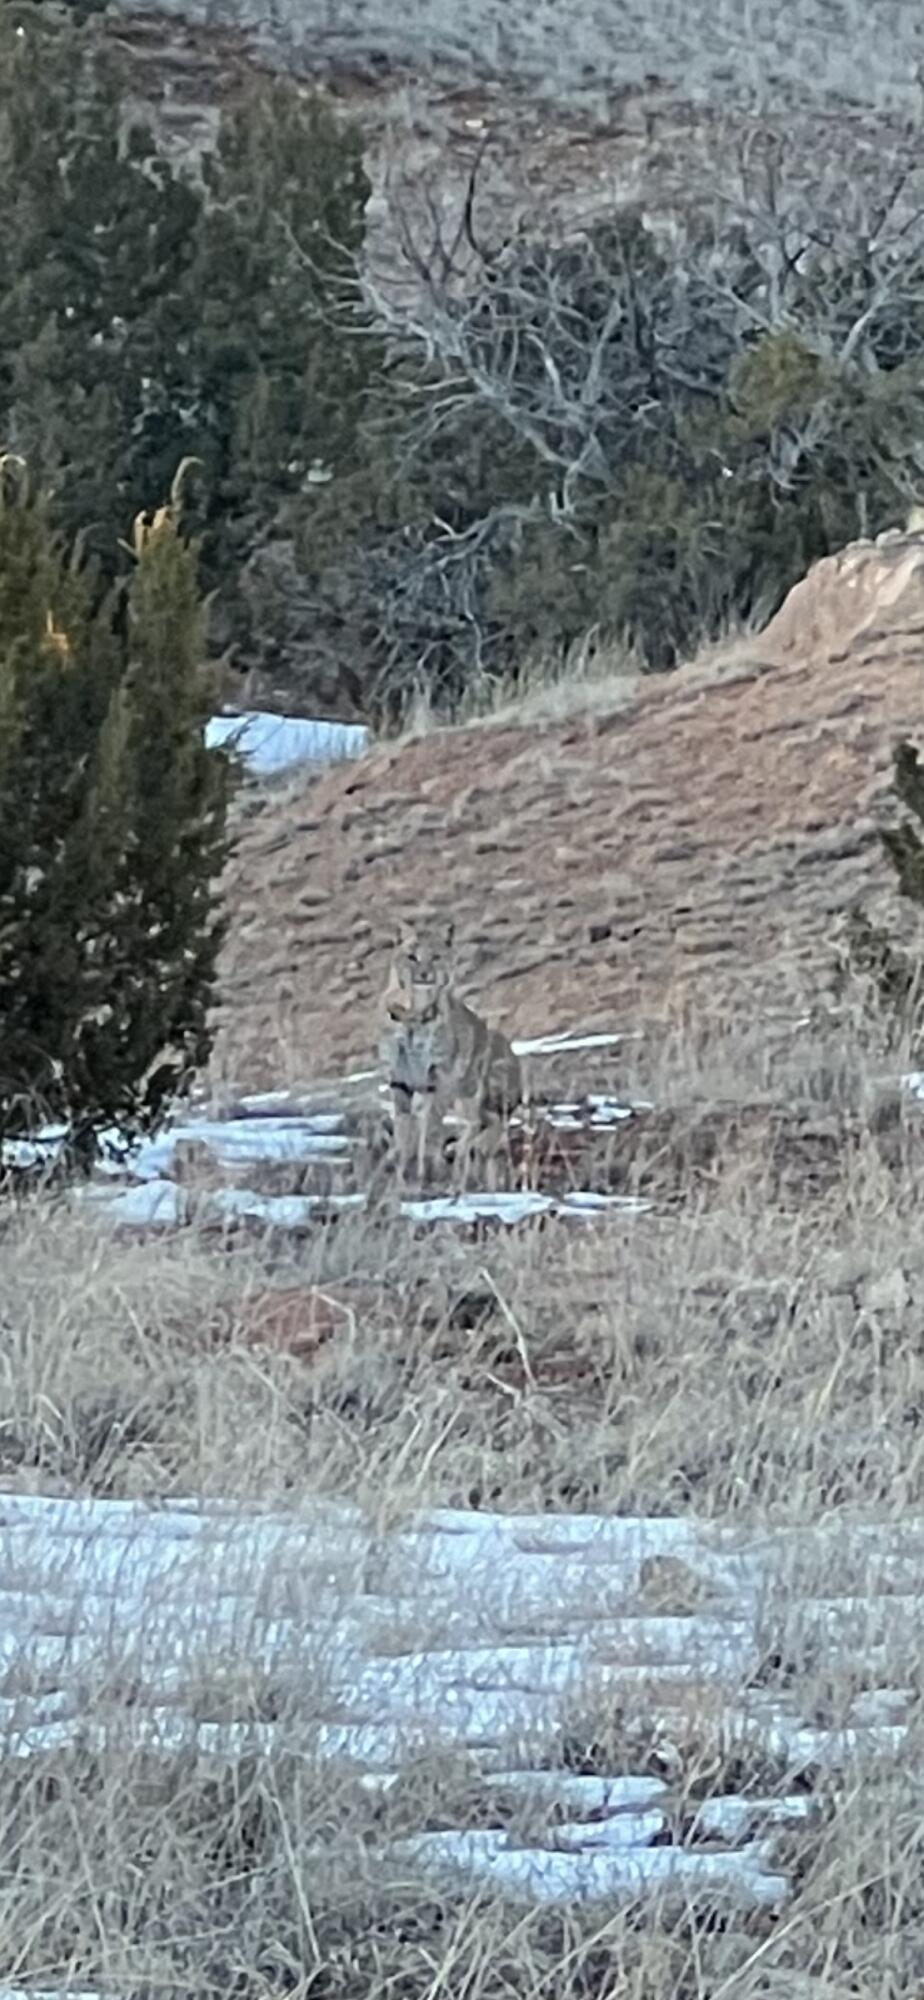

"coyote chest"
[381,1007,452,1096]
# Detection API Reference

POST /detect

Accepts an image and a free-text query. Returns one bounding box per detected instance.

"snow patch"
[485,1772,668,1812]
[128,1115,351,1179]
[0,1491,912,1918]
[0,1991,106,2000]
[206,710,369,775]
[90,1179,184,1228]
[512,1030,631,1056]
[0,1124,69,1171]
[392,1828,788,1908]
[231,1093,346,1122]
[209,1187,364,1227]
[546,1096,636,1129]
[691,1793,815,1841]
[96,1181,650,1231]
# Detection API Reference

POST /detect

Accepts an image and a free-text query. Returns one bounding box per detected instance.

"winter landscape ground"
[5,0,924,1993]
[3,529,924,1995]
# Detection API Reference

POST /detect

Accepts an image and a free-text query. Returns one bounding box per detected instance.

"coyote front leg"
[479,1115,504,1192]
[415,1091,435,1187]
[453,1099,479,1191]
[390,1083,415,1185]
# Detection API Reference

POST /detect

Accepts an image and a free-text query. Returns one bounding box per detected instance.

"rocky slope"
[106,4,924,336]
[214,532,924,1089]
[112,0,924,119]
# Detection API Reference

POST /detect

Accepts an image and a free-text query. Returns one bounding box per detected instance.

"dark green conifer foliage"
[0,463,232,1157]
[186,78,375,652]
[0,9,202,573]
[0,4,375,671]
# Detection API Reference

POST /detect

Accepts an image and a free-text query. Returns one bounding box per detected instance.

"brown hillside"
[214,533,924,1089]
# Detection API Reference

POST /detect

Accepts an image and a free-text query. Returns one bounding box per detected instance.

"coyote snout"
[379,918,522,1188]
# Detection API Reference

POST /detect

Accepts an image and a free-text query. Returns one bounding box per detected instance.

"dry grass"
[0,1685,922,1994]
[3,1000,924,1989]
[394,619,773,740]
[163,0,924,119]
[2,1002,923,1521]
[612,969,909,1112]
[396,631,645,737]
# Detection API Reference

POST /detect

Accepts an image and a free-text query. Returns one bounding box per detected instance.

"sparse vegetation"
[0,1730,914,1997]
[1,1008,920,1515]
[57,0,924,115]
[2,1003,924,1988]
[347,141,924,716]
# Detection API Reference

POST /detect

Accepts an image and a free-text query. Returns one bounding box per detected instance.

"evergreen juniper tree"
[0,3,376,687]
[0,460,232,1158]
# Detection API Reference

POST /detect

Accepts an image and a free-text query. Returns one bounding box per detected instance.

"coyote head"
[385,919,455,1021]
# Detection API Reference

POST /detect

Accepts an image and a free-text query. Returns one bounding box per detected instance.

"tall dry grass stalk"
[1,1001,923,1990]
[0,1001,920,1520]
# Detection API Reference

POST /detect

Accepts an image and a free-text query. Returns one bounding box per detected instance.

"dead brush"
[3,1002,924,1519]
[1,1003,924,1989]
[0,1731,915,1999]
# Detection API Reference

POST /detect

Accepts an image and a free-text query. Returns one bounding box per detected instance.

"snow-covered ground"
[3,1026,653,1233]
[9,1042,921,1234]
[2,1035,923,1932]
[129,1112,352,1176]
[90,1177,650,1231]
[0,1490,914,1917]
[206,710,370,775]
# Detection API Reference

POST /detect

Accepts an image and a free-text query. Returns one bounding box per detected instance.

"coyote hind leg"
[451,1101,476,1191]
[468,1112,507,1192]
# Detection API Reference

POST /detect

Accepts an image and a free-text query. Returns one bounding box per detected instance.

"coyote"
[379,919,523,1187]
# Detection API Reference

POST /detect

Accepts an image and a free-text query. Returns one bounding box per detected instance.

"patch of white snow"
[512,1030,632,1057]
[393,1828,788,1907]
[206,710,369,775]
[129,1116,351,1178]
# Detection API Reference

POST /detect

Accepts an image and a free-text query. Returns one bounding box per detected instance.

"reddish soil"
[215,533,924,1089]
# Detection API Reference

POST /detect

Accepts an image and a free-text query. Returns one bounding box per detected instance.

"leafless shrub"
[332,119,924,712]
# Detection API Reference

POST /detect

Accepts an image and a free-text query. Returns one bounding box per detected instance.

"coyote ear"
[396,917,417,946]
[443,921,456,951]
